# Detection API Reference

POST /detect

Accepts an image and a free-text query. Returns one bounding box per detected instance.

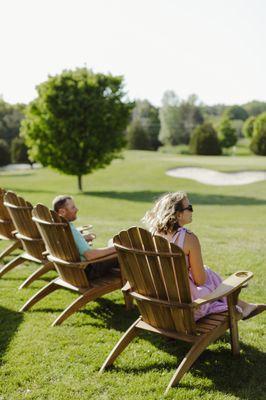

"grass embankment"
[0,151,265,400]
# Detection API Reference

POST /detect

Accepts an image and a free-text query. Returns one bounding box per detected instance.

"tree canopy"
[225,105,248,121]
[250,112,266,155]
[190,123,221,155]
[219,118,237,148]
[21,68,133,190]
[159,92,203,145]
[0,99,25,144]
[126,100,161,150]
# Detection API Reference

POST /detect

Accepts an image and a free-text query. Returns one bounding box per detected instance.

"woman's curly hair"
[141,191,187,235]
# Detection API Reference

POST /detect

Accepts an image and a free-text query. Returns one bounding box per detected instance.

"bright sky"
[1,0,265,106]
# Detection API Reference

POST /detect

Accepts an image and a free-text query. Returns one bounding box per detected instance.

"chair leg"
[20,280,59,312]
[0,255,25,278]
[52,281,121,326]
[227,293,240,356]
[100,317,141,373]
[121,281,134,310]
[19,262,55,290]
[165,322,228,394]
[0,240,21,261]
[123,291,134,310]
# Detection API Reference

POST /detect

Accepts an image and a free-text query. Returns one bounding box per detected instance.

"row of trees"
[0,98,31,165]
[125,92,266,153]
[0,68,266,190]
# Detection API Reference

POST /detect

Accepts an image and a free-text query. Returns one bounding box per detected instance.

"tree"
[190,123,221,155]
[225,105,248,121]
[250,112,266,155]
[243,101,266,117]
[242,116,256,138]
[21,68,133,190]
[11,137,32,164]
[127,119,150,149]
[159,92,203,145]
[178,95,204,144]
[219,118,237,149]
[159,91,180,145]
[0,99,25,144]
[0,139,10,166]
[126,99,161,150]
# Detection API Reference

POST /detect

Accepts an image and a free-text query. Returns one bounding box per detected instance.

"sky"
[0,0,265,107]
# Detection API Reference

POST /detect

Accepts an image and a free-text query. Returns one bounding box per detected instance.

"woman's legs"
[237,299,266,319]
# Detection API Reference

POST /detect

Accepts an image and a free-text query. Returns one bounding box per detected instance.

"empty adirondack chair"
[0,188,21,263]
[1,191,55,289]
[100,227,254,395]
[20,203,126,326]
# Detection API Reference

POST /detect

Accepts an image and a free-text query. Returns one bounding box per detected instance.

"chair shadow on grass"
[77,298,265,399]
[0,306,24,365]
[85,191,266,206]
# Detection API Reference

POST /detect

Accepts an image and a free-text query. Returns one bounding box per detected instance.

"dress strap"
[171,227,187,249]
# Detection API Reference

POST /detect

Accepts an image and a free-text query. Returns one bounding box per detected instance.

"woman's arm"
[185,233,206,286]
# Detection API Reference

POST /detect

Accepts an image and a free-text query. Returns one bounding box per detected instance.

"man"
[52,195,119,280]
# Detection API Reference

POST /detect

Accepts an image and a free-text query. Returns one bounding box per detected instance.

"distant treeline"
[126,93,266,153]
[1,92,266,166]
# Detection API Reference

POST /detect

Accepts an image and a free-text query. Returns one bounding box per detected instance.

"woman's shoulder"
[184,229,200,245]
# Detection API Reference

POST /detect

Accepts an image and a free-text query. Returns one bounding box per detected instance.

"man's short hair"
[52,195,73,212]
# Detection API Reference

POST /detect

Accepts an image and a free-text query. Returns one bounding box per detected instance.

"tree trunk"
[78,175,83,191]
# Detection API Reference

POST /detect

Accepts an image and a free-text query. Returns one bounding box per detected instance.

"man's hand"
[83,233,96,243]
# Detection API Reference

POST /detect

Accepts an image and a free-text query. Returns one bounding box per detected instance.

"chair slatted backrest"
[0,188,16,239]
[113,227,196,335]
[4,191,45,259]
[32,204,88,288]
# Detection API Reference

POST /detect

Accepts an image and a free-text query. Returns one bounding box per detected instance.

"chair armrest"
[47,252,117,269]
[192,271,253,308]
[121,281,131,293]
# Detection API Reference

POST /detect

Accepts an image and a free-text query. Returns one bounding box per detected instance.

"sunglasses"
[175,204,193,212]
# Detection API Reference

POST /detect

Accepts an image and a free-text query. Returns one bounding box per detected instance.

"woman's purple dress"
[171,228,228,321]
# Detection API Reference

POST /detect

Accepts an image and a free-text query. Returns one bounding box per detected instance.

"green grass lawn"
[0,151,265,400]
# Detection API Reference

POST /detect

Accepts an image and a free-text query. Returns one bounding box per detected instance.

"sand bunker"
[166,167,266,186]
[0,163,41,172]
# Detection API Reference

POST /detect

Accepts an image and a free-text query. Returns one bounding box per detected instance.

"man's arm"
[83,246,116,261]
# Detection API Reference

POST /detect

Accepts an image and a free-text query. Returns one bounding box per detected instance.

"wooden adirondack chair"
[1,191,55,289]
[100,227,254,395]
[20,204,126,326]
[0,188,21,263]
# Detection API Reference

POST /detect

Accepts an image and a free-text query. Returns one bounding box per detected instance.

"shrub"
[11,137,31,163]
[219,118,237,148]
[250,112,266,155]
[190,123,221,155]
[242,116,256,138]
[127,119,151,150]
[0,139,11,166]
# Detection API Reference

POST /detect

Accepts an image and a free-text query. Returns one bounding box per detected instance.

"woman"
[142,191,264,321]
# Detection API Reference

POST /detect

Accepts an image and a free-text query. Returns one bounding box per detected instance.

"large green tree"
[21,68,132,190]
